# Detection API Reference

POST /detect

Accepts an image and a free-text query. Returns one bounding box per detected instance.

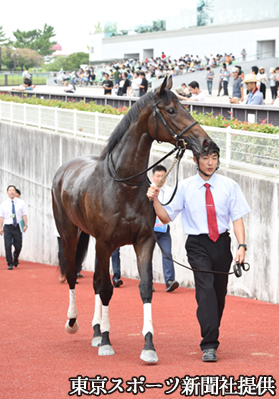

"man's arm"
[22,215,28,233]
[0,216,4,235]
[232,217,246,263]
[147,187,171,224]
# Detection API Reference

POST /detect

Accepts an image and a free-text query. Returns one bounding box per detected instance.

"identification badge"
[154,216,167,233]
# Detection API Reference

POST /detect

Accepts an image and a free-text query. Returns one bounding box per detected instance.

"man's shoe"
[77,272,83,278]
[202,349,217,362]
[166,280,179,292]
[8,265,13,270]
[152,286,155,292]
[113,278,123,287]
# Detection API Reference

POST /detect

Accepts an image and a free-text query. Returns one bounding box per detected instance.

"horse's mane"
[99,89,177,161]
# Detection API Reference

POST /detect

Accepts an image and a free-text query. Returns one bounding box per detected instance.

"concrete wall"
[0,122,278,304]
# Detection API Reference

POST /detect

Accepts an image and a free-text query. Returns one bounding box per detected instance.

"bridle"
[105,94,198,185]
[151,97,198,145]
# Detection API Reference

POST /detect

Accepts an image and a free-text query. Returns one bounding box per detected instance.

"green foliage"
[0,26,9,45]
[65,52,89,70]
[43,55,68,72]
[190,111,279,134]
[15,48,43,69]
[93,21,103,34]
[0,94,129,115]
[13,24,57,56]
[1,47,14,69]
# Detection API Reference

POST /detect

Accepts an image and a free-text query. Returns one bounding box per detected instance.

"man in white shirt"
[147,144,251,362]
[0,185,28,270]
[187,81,206,102]
[150,165,179,293]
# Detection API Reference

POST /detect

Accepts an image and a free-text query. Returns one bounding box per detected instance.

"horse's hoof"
[98,345,115,356]
[65,320,79,334]
[91,336,102,347]
[140,349,158,363]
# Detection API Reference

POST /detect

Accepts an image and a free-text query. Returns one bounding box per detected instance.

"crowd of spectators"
[52,52,279,104]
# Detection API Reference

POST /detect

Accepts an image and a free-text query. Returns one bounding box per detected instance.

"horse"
[52,75,216,363]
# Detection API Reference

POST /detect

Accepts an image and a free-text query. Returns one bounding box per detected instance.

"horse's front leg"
[134,238,158,363]
[94,242,114,356]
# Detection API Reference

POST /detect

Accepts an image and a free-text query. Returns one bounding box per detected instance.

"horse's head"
[149,75,217,157]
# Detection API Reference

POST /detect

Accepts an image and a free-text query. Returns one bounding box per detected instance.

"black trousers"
[4,224,22,267]
[186,234,233,351]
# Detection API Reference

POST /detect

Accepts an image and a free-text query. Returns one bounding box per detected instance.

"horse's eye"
[167,108,175,115]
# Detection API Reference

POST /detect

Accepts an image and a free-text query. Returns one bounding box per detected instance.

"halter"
[105,94,198,185]
[151,97,198,144]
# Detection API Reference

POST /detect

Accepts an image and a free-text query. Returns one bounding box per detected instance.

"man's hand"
[23,226,28,233]
[234,247,245,264]
[147,186,160,201]
[0,227,3,236]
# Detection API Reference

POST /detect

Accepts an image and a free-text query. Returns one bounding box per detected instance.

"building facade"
[89,1,279,63]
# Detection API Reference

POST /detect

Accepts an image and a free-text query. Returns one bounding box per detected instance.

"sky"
[2,0,196,55]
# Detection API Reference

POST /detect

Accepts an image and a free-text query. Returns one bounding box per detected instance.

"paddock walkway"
[1,257,278,398]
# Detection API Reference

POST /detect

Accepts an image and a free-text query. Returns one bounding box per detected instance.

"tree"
[64,52,89,70]
[0,26,10,70]
[13,24,57,56]
[43,55,68,72]
[15,48,43,70]
[1,46,14,70]
[93,21,103,34]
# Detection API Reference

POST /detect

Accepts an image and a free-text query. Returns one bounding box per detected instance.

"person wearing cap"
[269,67,277,104]
[257,67,267,104]
[147,144,251,363]
[242,74,263,105]
[229,67,244,104]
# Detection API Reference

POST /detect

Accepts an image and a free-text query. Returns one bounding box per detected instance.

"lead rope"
[149,159,250,278]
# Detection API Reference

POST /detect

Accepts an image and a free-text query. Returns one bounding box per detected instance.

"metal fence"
[0,100,278,175]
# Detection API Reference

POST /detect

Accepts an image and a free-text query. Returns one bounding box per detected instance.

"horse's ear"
[158,76,168,95]
[166,75,173,90]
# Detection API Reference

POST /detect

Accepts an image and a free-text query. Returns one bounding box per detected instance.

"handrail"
[0,100,278,175]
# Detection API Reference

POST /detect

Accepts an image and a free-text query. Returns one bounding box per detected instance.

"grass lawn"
[0,74,47,86]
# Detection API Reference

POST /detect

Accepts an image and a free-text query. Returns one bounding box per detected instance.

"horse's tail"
[75,231,90,273]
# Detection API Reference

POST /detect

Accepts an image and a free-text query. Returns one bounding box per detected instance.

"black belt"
[196,231,230,238]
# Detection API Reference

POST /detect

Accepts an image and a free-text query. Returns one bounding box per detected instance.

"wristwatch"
[238,244,247,251]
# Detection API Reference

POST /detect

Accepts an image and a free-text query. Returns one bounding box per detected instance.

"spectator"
[88,68,96,85]
[205,66,214,96]
[139,72,148,97]
[217,66,225,96]
[243,74,263,105]
[251,66,259,76]
[116,72,131,96]
[269,67,277,104]
[235,65,244,81]
[64,81,76,94]
[127,72,141,97]
[187,81,206,102]
[257,67,267,104]
[114,66,120,86]
[102,72,113,95]
[274,87,279,106]
[229,67,244,104]
[175,83,191,98]
[150,165,179,293]
[0,185,28,270]
[222,64,230,96]
[22,68,31,81]
[11,78,36,91]
[241,48,247,62]
[274,67,279,93]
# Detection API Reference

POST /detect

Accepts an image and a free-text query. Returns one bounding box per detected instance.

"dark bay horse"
[52,75,215,363]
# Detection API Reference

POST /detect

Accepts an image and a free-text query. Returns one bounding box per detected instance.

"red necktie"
[204,183,219,242]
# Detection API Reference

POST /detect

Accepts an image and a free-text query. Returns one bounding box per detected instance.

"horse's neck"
[111,124,152,180]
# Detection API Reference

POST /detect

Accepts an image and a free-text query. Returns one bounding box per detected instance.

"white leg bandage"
[67,289,78,319]
[142,303,154,337]
[101,305,110,333]
[92,294,101,327]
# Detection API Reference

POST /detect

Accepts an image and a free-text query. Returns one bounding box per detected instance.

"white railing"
[0,100,279,175]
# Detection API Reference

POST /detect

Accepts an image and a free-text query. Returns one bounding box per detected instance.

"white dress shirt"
[164,173,251,236]
[0,197,27,225]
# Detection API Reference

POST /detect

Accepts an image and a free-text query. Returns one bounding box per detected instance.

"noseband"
[151,98,198,144]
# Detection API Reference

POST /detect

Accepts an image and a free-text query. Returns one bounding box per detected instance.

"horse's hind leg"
[91,262,102,347]
[53,202,80,334]
[134,239,158,364]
